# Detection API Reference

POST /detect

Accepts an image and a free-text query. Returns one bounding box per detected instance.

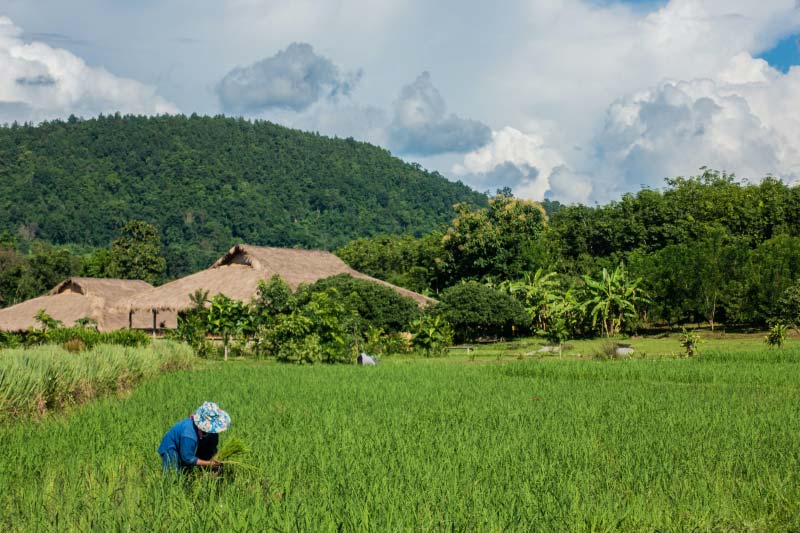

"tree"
[336,232,450,294]
[537,286,586,354]
[81,248,112,278]
[107,220,166,284]
[442,194,547,283]
[692,226,730,331]
[582,265,648,337]
[300,288,357,363]
[206,294,250,361]
[741,234,800,324]
[299,274,420,333]
[28,241,82,292]
[500,269,561,332]
[0,246,31,307]
[0,115,484,280]
[778,284,800,326]
[765,323,788,349]
[435,282,530,343]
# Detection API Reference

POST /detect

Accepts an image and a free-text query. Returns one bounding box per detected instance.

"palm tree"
[189,289,210,311]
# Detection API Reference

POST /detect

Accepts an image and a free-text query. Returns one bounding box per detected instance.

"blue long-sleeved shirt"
[158,417,217,466]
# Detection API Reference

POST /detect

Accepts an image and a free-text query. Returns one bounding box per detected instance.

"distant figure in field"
[158,401,230,472]
[357,352,377,366]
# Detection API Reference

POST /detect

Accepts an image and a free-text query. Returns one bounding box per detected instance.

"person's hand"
[211,460,222,473]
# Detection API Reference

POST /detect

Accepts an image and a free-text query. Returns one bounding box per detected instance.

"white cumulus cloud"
[590,53,800,198]
[0,17,177,124]
[451,0,800,203]
[5,1,800,203]
[452,127,566,200]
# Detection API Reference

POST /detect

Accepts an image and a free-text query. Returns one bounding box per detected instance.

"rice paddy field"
[3,341,800,531]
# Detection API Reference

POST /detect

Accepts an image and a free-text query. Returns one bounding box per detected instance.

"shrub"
[765,323,788,349]
[258,309,313,358]
[169,312,212,357]
[299,274,420,333]
[276,333,324,364]
[380,332,413,355]
[0,331,22,350]
[261,290,355,364]
[362,326,413,356]
[34,309,62,331]
[74,317,98,329]
[301,289,356,363]
[435,282,530,343]
[95,329,151,347]
[679,328,701,357]
[43,328,150,349]
[410,314,453,357]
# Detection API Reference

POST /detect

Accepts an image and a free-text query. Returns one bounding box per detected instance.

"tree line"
[0,220,166,307]
[337,170,800,332]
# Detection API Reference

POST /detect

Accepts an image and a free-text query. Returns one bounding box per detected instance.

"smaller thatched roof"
[47,277,152,297]
[0,277,158,332]
[120,244,435,313]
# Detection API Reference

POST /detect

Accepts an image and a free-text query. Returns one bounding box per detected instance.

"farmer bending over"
[357,352,377,366]
[158,401,230,472]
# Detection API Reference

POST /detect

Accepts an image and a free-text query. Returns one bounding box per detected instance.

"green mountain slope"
[0,114,486,276]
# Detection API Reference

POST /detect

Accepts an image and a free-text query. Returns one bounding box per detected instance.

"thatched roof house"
[0,277,165,332]
[121,245,435,318]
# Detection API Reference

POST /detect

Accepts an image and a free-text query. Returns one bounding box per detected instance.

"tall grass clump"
[0,341,194,420]
[29,327,151,349]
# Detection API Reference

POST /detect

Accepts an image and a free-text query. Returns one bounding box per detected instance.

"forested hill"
[0,114,486,276]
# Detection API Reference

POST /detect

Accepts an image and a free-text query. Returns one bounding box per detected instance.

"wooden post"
[152,310,157,339]
[128,310,133,330]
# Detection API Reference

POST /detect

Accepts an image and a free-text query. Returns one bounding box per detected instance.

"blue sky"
[1,0,800,203]
[759,33,800,72]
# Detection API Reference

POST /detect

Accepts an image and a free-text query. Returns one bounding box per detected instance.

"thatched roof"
[121,244,435,313]
[0,277,160,332]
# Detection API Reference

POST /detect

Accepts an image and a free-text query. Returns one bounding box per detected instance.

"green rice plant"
[212,437,255,473]
[213,437,250,462]
[3,342,800,530]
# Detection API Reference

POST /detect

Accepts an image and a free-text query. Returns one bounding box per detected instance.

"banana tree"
[582,265,649,337]
[500,269,561,331]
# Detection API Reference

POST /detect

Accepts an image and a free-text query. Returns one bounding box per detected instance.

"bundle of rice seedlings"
[212,437,254,470]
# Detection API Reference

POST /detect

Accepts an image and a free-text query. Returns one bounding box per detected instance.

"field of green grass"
[452,331,800,361]
[2,342,800,531]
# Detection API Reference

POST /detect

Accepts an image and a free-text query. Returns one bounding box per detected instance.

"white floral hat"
[192,401,230,433]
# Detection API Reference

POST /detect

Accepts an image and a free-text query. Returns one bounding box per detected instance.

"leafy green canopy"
[0,114,486,278]
[107,220,166,285]
[338,172,800,329]
[298,274,420,333]
[434,282,530,343]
